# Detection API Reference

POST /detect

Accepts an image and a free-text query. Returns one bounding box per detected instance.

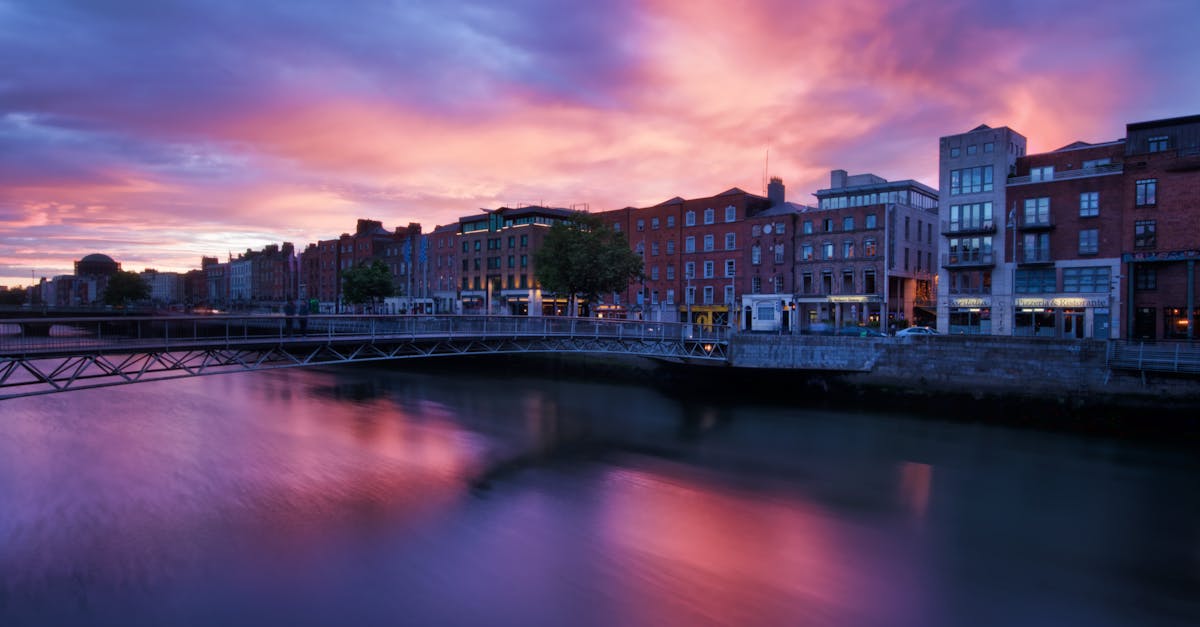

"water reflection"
[0,365,1197,626]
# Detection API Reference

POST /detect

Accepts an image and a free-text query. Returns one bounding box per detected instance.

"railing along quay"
[1107,340,1200,375]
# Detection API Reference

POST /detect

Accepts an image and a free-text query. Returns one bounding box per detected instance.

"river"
[1,361,1197,626]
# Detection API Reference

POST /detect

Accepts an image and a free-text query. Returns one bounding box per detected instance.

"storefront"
[947,297,991,335]
[1013,296,1111,339]
[741,295,793,332]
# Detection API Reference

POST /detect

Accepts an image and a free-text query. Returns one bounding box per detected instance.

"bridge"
[0,314,730,400]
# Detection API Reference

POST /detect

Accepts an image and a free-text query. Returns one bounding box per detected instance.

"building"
[1006,140,1125,338]
[457,206,574,315]
[140,269,184,305]
[937,124,1028,334]
[739,178,802,331]
[429,223,460,313]
[599,187,776,324]
[1121,115,1200,340]
[800,170,939,332]
[939,114,1200,340]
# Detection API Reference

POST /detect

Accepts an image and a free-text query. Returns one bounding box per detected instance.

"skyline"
[3,0,1199,287]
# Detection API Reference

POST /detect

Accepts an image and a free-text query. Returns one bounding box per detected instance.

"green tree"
[341,259,394,308]
[534,212,645,316]
[102,271,151,306]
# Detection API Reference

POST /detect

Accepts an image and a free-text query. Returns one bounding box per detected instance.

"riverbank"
[387,339,1200,442]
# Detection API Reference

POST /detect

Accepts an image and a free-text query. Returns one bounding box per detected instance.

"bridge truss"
[0,315,729,400]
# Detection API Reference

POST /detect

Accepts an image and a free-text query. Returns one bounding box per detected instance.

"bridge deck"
[0,314,729,399]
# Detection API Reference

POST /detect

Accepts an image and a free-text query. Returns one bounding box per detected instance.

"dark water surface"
[1,364,1197,626]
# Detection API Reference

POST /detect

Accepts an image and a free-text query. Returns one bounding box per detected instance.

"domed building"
[74,253,121,277]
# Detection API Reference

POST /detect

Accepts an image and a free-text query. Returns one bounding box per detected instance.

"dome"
[75,253,120,277]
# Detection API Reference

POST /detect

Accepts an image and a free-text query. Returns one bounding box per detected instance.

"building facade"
[457,206,574,315]
[937,124,1028,334]
[800,170,939,332]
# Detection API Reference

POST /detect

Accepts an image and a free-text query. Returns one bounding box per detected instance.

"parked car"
[836,325,885,337]
[895,326,938,337]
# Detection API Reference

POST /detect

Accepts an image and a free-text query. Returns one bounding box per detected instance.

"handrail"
[0,314,730,358]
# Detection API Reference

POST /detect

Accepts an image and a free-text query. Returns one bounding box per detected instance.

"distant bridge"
[0,314,730,399]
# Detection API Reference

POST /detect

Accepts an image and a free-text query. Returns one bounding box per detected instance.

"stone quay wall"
[728,334,1200,406]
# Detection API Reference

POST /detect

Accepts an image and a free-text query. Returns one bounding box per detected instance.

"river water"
[0,362,1197,626]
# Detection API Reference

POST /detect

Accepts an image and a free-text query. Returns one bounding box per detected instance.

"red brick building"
[1121,115,1200,340]
[1006,141,1126,338]
[598,187,775,325]
[456,206,574,315]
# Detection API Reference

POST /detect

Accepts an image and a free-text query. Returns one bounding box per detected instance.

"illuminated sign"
[950,297,989,307]
[1015,297,1108,308]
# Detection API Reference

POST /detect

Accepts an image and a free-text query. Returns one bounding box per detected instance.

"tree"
[341,259,394,308]
[534,212,645,316]
[0,287,26,306]
[102,271,150,306]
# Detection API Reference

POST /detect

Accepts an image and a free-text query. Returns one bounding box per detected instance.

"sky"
[2,0,1198,287]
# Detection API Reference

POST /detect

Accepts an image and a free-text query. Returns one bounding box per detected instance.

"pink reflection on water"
[594,461,926,626]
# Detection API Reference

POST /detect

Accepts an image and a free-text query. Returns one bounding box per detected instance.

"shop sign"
[1015,297,1107,308]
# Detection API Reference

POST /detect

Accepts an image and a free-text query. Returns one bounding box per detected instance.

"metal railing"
[1107,341,1200,374]
[941,251,995,267]
[1007,163,1123,185]
[0,314,729,358]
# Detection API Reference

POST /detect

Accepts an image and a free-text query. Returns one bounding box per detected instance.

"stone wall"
[729,334,1200,405]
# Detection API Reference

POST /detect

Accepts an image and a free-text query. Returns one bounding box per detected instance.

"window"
[684,262,695,279]
[666,289,675,304]
[842,270,854,293]
[462,241,469,253]
[803,220,813,234]
[842,240,855,259]
[666,240,676,254]
[1080,192,1099,217]
[651,242,659,256]
[686,286,695,304]
[666,265,675,280]
[1023,233,1049,263]
[725,259,735,277]
[635,241,644,256]
[1023,197,1050,225]
[667,216,675,228]
[751,277,762,294]
[948,202,994,232]
[751,224,762,236]
[685,211,695,226]
[865,214,877,229]
[685,236,696,253]
[949,165,994,195]
[703,208,715,224]
[507,255,515,268]
[966,144,978,155]
[1148,136,1169,153]
[1030,166,1054,182]
[725,233,736,250]
[843,216,854,231]
[1135,220,1156,249]
[474,240,481,251]
[1077,229,1099,255]
[508,236,515,248]
[1082,158,1110,169]
[752,245,762,264]
[1135,267,1156,290]
[802,272,814,294]
[1136,179,1157,207]
[821,271,833,294]
[774,244,784,264]
[650,266,659,280]
[774,275,784,293]
[799,244,813,261]
[521,235,528,247]
[520,255,528,268]
[822,242,834,260]
[651,290,659,305]
[636,219,644,231]
[1015,268,1056,294]
[613,222,620,232]
[864,269,876,294]
[983,142,994,153]
[725,205,736,222]
[651,217,660,230]
[703,234,714,251]
[1062,267,1109,293]
[702,286,714,304]
[823,218,834,232]
[863,238,877,257]
[905,216,911,240]
[775,222,785,235]
[950,147,961,157]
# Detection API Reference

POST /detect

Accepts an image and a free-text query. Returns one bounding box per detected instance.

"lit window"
[1135,179,1157,207]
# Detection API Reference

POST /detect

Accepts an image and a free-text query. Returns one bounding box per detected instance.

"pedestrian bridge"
[0,314,730,400]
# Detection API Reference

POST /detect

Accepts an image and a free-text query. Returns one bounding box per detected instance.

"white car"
[895,326,938,336]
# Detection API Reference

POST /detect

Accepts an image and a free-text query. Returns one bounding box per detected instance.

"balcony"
[940,219,997,236]
[1007,163,1123,185]
[1017,219,1055,232]
[1018,249,1053,266]
[941,251,995,268]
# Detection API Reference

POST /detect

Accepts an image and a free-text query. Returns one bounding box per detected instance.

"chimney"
[831,169,848,189]
[767,177,785,206]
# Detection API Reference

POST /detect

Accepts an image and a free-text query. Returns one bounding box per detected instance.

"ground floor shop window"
[1164,307,1197,340]
[1014,309,1056,337]
[949,308,990,334]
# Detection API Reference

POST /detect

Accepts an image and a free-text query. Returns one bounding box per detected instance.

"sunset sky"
[2,0,1198,287]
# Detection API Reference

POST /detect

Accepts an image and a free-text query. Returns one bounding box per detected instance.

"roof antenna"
[763,147,770,194]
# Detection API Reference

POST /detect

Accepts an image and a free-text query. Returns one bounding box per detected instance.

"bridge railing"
[0,314,729,357]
